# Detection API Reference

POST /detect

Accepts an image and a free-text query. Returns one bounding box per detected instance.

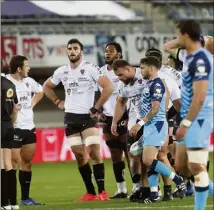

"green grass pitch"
[18,153,214,210]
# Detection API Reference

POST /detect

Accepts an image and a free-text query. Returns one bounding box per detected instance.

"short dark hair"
[9,55,28,74]
[145,47,162,63]
[177,20,202,41]
[67,38,83,50]
[105,42,123,58]
[140,56,160,69]
[112,59,130,72]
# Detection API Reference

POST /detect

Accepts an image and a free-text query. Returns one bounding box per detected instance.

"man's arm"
[112,95,127,124]
[32,92,44,109]
[94,76,114,110]
[185,80,208,122]
[164,38,180,58]
[140,101,161,124]
[43,78,61,106]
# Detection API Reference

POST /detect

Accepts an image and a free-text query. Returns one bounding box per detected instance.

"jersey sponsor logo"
[20,95,28,101]
[154,87,163,97]
[63,77,68,81]
[69,82,79,87]
[6,88,14,98]
[67,89,71,95]
[78,77,89,82]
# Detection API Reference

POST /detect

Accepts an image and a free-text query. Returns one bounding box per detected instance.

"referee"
[1,59,19,210]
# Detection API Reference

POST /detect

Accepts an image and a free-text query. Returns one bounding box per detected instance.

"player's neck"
[70,58,82,70]
[186,42,201,55]
[10,73,23,81]
[149,73,158,80]
[107,64,112,71]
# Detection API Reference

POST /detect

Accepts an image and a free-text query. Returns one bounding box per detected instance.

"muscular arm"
[141,101,161,123]
[112,95,127,124]
[164,38,180,58]
[32,91,44,109]
[94,76,114,109]
[43,78,58,103]
[185,80,208,122]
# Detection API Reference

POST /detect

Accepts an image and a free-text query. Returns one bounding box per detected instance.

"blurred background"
[1,0,213,162]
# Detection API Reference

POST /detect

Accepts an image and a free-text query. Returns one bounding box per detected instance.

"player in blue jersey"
[130,56,186,203]
[175,20,213,210]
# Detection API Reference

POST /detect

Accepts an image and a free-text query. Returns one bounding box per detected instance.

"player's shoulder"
[55,64,69,74]
[1,75,15,89]
[152,77,165,88]
[82,60,100,69]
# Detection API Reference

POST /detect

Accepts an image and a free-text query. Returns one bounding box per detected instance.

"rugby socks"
[151,160,182,185]
[194,171,209,210]
[209,179,214,197]
[164,185,172,195]
[93,163,105,194]
[113,161,127,193]
[19,170,32,200]
[1,169,9,206]
[78,163,96,195]
[7,169,17,205]
[148,169,159,199]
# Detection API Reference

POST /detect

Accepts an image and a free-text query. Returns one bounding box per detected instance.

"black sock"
[207,160,210,172]
[7,169,17,205]
[132,173,141,183]
[189,175,195,183]
[164,185,172,195]
[1,169,9,206]
[78,163,96,195]
[93,163,105,194]
[19,170,32,200]
[143,187,151,198]
[113,161,125,183]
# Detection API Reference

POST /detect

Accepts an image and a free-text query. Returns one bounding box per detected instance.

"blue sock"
[148,169,159,199]
[209,179,214,197]
[151,160,182,185]
[195,187,209,210]
[194,172,209,210]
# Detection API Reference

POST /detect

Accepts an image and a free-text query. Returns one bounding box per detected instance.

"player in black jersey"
[1,59,19,210]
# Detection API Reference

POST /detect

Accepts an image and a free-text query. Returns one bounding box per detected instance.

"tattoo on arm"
[145,106,159,122]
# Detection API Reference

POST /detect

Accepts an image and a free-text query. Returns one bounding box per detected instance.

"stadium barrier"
[33,127,214,163]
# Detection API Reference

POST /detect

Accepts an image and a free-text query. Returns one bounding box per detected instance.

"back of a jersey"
[180,48,213,120]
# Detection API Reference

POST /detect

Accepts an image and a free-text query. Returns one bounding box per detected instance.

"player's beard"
[69,52,81,63]
[105,55,117,65]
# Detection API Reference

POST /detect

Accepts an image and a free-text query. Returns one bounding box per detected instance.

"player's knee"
[88,149,101,162]
[188,163,205,176]
[20,158,32,171]
[187,150,208,175]
[157,151,167,162]
[106,140,123,163]
[143,157,153,167]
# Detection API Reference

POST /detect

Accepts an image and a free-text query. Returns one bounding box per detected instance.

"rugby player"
[43,38,114,201]
[6,55,44,206]
[175,20,213,210]
[111,59,152,201]
[97,42,129,198]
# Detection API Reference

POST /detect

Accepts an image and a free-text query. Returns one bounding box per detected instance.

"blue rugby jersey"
[180,48,213,120]
[140,77,166,123]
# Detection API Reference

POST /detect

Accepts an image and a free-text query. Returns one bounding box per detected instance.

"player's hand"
[175,125,187,141]
[129,124,141,137]
[98,113,106,122]
[111,121,119,136]
[57,101,65,110]
[89,107,99,121]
